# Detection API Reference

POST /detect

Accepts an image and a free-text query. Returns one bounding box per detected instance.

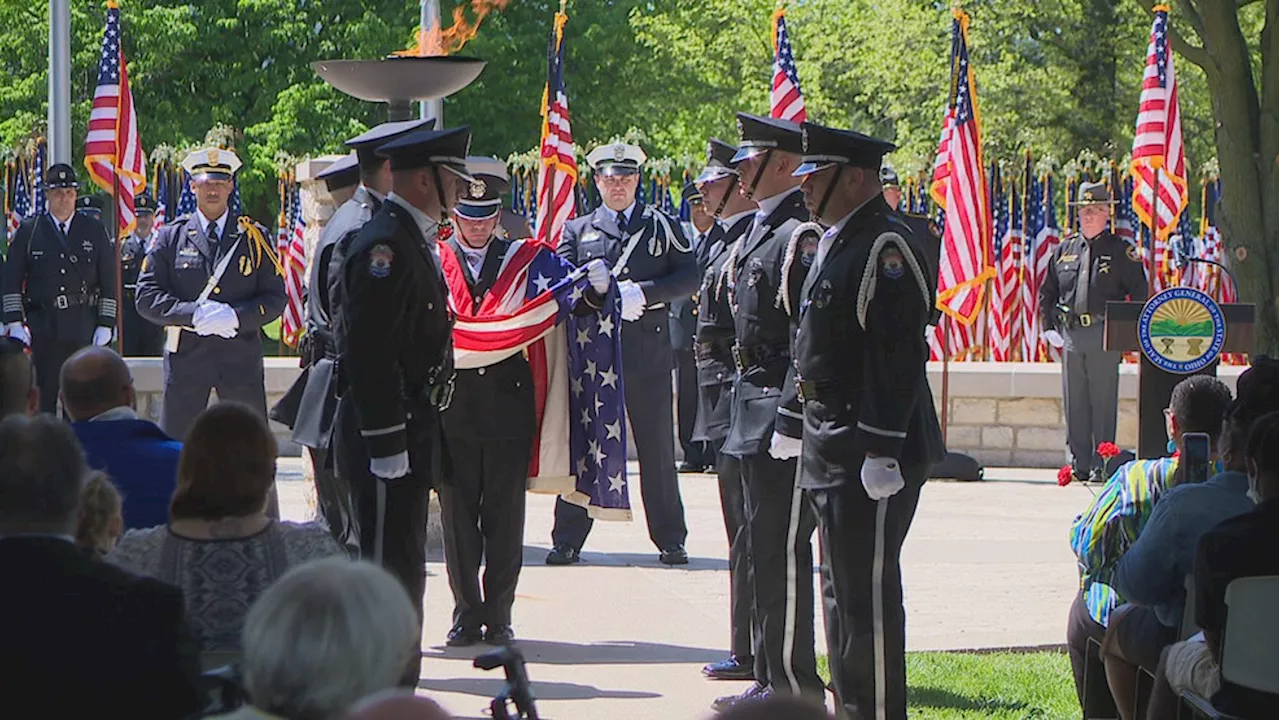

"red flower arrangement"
[1057,466,1074,487]
[1097,442,1121,459]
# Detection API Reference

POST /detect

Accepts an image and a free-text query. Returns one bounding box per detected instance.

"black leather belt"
[28,293,96,311]
[695,339,732,364]
[794,377,845,404]
[1069,312,1103,329]
[732,342,788,373]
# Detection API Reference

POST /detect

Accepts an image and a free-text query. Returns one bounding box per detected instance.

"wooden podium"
[1105,300,1256,458]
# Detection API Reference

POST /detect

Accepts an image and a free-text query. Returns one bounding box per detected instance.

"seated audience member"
[0,336,38,418]
[207,558,421,720]
[1103,375,1276,719]
[1066,374,1232,711]
[1152,411,1279,720]
[108,402,343,651]
[62,346,181,530]
[345,690,454,720]
[75,470,123,557]
[0,414,203,716]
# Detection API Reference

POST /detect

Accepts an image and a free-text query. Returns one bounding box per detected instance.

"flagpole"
[113,172,124,353]
[1147,166,1158,296]
[940,315,951,443]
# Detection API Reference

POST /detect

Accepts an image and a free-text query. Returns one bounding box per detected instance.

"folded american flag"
[445,240,630,521]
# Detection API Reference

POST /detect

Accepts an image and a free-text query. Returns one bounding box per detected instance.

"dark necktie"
[207,221,219,246]
[616,211,627,233]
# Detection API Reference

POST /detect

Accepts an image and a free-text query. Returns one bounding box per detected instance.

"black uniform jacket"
[334,199,454,464]
[1039,230,1149,332]
[721,190,817,457]
[691,212,754,443]
[134,213,285,344]
[557,202,698,306]
[786,197,945,490]
[3,213,116,342]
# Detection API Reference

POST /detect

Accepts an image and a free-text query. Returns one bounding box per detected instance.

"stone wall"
[928,362,1244,468]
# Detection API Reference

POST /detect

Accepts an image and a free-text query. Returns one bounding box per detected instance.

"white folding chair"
[1180,575,1278,719]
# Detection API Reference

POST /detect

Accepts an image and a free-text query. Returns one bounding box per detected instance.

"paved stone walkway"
[276,461,1093,720]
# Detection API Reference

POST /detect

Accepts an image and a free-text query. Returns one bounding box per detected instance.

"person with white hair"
[208,557,421,720]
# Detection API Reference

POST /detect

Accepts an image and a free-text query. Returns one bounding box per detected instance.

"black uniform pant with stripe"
[437,437,530,631]
[740,452,821,698]
[675,347,711,467]
[553,314,688,551]
[333,397,432,686]
[1063,325,1120,477]
[811,472,924,720]
[308,446,359,556]
[714,445,756,661]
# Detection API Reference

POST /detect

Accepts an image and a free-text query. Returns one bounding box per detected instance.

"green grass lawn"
[818,651,1079,719]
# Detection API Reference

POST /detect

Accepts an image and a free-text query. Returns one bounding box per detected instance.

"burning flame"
[393,0,510,57]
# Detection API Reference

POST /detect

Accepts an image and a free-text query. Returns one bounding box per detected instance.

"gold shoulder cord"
[239,217,285,276]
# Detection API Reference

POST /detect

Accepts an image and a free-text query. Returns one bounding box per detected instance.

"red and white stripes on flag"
[769,8,807,123]
[994,226,1023,361]
[534,10,578,249]
[1130,5,1187,242]
[84,0,146,237]
[930,9,994,340]
[279,188,306,348]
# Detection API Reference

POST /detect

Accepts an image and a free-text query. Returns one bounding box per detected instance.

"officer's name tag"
[583,231,601,243]
[1059,254,1078,262]
[179,247,200,257]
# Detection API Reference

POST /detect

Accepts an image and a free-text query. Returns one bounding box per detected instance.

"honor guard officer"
[693,137,761,682]
[272,118,435,554]
[332,125,475,684]
[119,192,165,356]
[548,141,698,567]
[713,113,823,710]
[134,148,286,443]
[788,122,945,720]
[883,167,944,298]
[1039,181,1148,482]
[438,157,612,648]
[671,182,716,473]
[2,163,117,414]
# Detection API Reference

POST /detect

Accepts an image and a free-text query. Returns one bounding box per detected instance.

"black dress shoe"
[678,462,706,473]
[545,545,581,566]
[659,545,689,565]
[702,655,755,680]
[711,683,769,712]
[484,625,515,645]
[445,624,483,647]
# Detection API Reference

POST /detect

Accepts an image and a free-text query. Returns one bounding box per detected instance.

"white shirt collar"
[813,194,879,273]
[197,209,229,238]
[723,208,756,227]
[49,212,73,229]
[608,201,637,226]
[387,193,439,243]
[362,184,387,202]
[753,187,798,221]
[88,406,138,422]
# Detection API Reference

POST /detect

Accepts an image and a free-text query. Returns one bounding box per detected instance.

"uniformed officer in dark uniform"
[438,156,611,648]
[671,182,716,473]
[332,125,475,685]
[788,121,946,720]
[1039,181,1148,481]
[272,118,434,554]
[548,141,698,567]
[134,148,286,442]
[713,114,823,710]
[119,192,165,356]
[693,137,761,682]
[2,163,117,414]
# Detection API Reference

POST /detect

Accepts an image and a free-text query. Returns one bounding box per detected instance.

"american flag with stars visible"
[7,163,30,238]
[534,9,578,249]
[1130,6,1187,246]
[154,165,168,227]
[32,142,46,216]
[83,0,146,236]
[445,242,630,520]
[279,187,306,347]
[176,171,197,217]
[770,8,807,123]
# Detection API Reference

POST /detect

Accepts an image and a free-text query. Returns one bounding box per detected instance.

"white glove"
[768,431,802,460]
[92,326,114,346]
[370,451,411,480]
[5,322,30,346]
[617,280,646,322]
[861,456,906,500]
[1043,329,1065,349]
[586,259,611,294]
[193,302,239,338]
[212,306,240,338]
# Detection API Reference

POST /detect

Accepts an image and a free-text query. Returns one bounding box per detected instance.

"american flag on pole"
[176,171,197,217]
[84,0,146,237]
[534,9,578,249]
[32,142,47,216]
[988,167,1011,361]
[930,9,994,332]
[1130,5,1187,244]
[154,164,168,227]
[444,242,630,519]
[769,7,807,123]
[7,162,30,239]
[279,185,306,347]
[1016,155,1036,361]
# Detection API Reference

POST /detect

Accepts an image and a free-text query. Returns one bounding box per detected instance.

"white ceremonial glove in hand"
[92,326,113,347]
[212,306,240,339]
[861,455,906,501]
[1043,329,1065,349]
[5,322,30,346]
[370,451,411,480]
[194,302,238,338]
[617,280,646,322]
[586,259,611,294]
[768,431,802,460]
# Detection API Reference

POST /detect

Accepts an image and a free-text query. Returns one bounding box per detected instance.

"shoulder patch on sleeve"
[1126,245,1141,262]
[774,221,824,314]
[856,231,932,330]
[369,244,394,278]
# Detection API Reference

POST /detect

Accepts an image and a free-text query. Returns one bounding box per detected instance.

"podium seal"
[1138,287,1226,374]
